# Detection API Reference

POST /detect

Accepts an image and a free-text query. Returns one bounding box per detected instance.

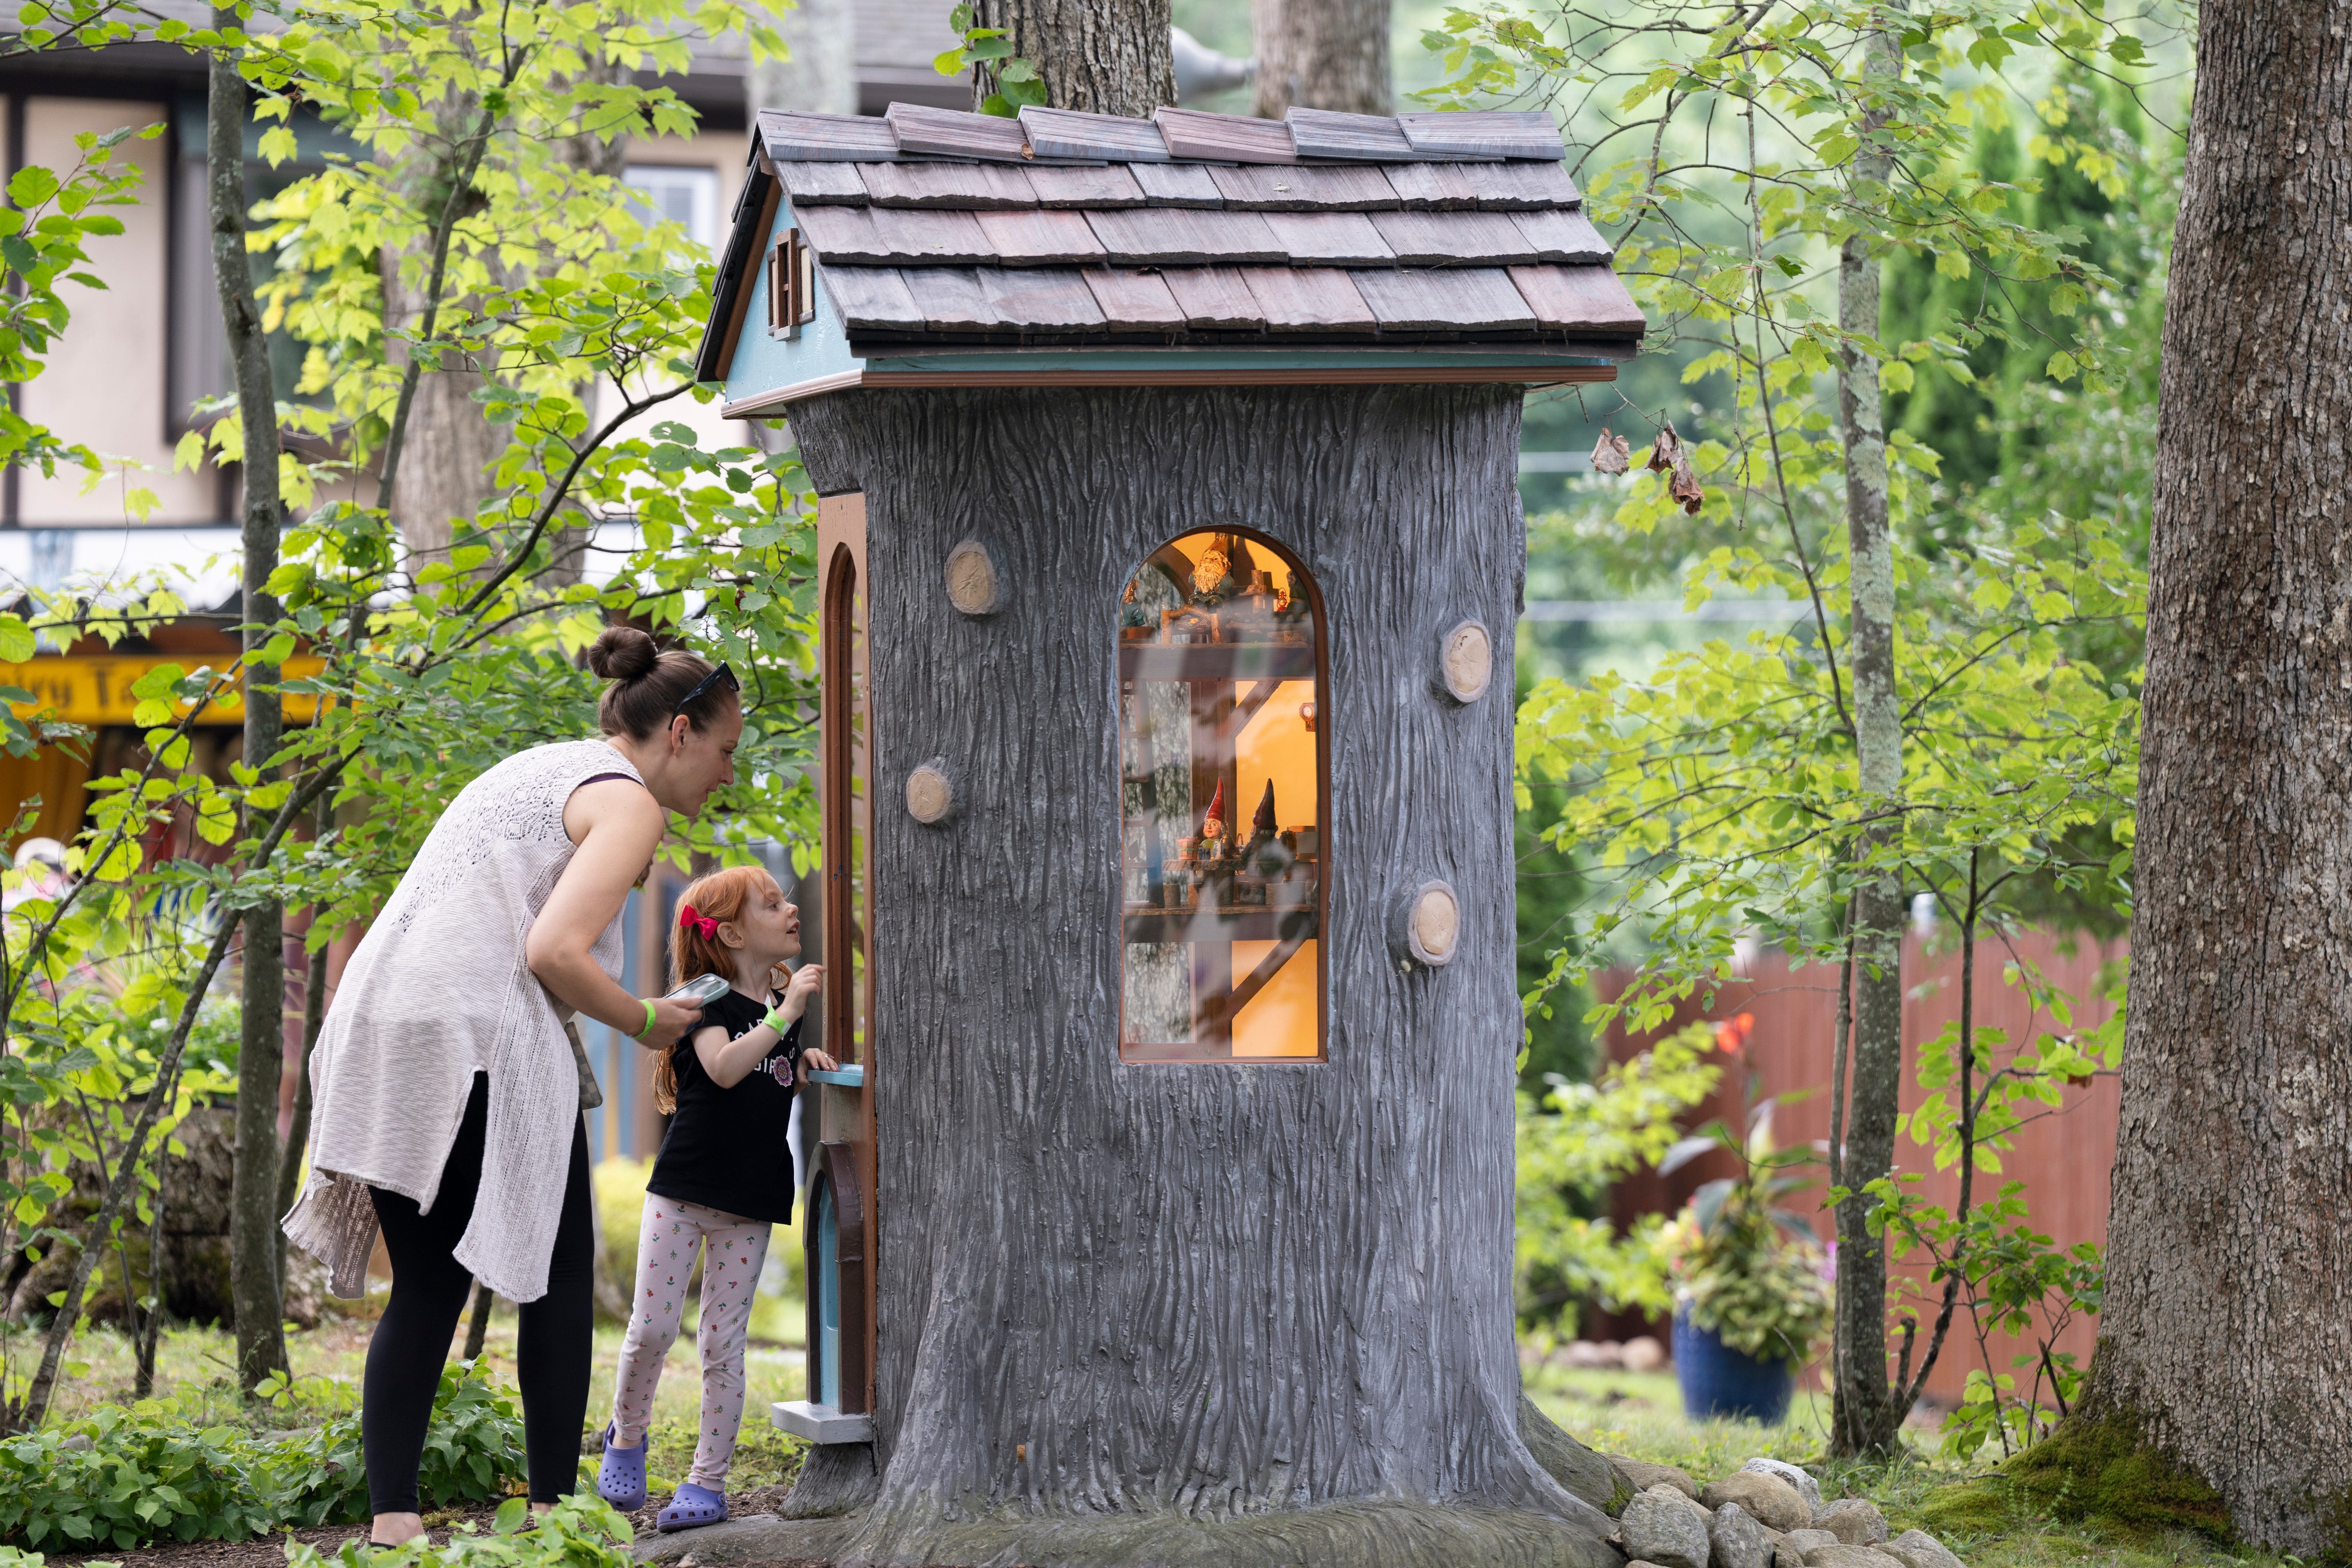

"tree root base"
[634,1498,1625,1568]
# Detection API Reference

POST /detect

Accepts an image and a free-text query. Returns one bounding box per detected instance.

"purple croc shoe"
[596,1423,647,1511]
[656,1482,727,1532]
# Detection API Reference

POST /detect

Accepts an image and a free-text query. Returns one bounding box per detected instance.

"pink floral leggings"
[609,1195,772,1490]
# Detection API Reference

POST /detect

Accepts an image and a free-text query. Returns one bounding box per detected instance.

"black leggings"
[364,1073,594,1515]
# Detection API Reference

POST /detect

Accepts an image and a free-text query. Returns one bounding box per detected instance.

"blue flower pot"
[1672,1306,1795,1424]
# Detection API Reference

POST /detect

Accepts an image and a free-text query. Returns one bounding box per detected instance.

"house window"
[820,540,870,1064]
[1118,529,1325,1063]
[624,164,720,251]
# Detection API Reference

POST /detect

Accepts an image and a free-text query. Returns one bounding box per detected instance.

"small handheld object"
[666,973,733,1007]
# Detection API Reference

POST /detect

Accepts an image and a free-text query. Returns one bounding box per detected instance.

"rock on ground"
[1799,1546,1908,1568]
[1701,1472,1809,1533]
[1883,1529,1965,1568]
[1783,1528,1839,1556]
[1773,1545,1808,1568]
[1621,1486,1713,1568]
[1741,1458,1823,1511]
[1622,1334,1667,1371]
[1814,1499,1890,1545]
[1709,1500,1777,1568]
[1609,1456,1702,1500]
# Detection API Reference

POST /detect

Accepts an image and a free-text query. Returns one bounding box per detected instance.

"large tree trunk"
[380,85,503,567]
[968,0,1174,118]
[211,12,289,1395]
[749,0,856,116]
[1827,15,1902,1459]
[1249,0,1390,117]
[734,384,1620,1568]
[2080,1,2352,1552]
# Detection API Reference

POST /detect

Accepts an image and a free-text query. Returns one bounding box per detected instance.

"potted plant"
[1657,1092,1834,1424]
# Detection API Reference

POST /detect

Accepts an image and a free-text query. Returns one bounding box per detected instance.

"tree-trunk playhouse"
[687,99,1648,1568]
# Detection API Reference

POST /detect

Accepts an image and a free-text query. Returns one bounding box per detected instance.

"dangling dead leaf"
[1670,452,1705,515]
[1589,428,1633,476]
[1646,419,1683,474]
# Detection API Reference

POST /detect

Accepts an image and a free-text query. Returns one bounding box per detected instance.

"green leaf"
[6,166,59,208]
[0,613,33,663]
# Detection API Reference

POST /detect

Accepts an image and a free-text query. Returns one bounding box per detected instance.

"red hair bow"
[678,904,719,940]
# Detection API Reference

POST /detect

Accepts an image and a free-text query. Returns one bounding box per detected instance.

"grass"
[0,1282,815,1499]
[1526,1362,2286,1568]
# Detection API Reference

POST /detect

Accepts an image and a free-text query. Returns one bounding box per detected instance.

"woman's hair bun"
[588,625,659,682]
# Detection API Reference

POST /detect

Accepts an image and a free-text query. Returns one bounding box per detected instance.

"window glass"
[624,165,720,252]
[1118,530,1323,1062]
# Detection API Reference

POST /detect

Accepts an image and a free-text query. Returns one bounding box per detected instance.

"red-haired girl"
[593,864,834,1530]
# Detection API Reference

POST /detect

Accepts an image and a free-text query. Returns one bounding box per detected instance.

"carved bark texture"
[969,0,1175,118]
[782,384,1617,1568]
[1250,0,1392,117]
[2083,0,2352,1552]
[212,17,289,1393]
[1828,16,1902,1460]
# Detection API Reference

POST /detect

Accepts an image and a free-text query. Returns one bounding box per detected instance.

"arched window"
[820,540,869,1066]
[1118,530,1325,1063]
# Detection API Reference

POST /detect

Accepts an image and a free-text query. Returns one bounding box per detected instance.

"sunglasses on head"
[674,661,740,722]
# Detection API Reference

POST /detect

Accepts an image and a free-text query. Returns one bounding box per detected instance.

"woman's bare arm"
[527,778,699,1049]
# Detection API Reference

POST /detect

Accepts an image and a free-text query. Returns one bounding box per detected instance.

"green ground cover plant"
[0,1359,523,1549]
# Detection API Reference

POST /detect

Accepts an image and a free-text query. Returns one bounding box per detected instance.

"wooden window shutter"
[769,227,815,339]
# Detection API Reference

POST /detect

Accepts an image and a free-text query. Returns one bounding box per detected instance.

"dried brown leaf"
[1589,428,1633,476]
[1646,419,1683,473]
[1669,451,1705,515]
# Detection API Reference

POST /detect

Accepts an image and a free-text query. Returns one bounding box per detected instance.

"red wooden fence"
[1577,928,2123,1410]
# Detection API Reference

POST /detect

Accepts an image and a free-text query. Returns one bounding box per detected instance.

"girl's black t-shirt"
[646,985,804,1225]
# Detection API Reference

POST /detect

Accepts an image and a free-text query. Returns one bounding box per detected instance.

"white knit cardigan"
[283,739,640,1302]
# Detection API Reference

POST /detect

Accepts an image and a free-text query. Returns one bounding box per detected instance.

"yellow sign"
[0,655,329,727]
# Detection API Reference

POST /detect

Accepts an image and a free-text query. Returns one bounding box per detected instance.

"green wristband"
[633,999,657,1040]
[763,1007,789,1034]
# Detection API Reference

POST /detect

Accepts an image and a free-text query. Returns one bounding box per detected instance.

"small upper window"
[1118,530,1324,1063]
[624,165,720,251]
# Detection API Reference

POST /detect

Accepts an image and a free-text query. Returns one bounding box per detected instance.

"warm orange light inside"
[1116,530,1324,1063]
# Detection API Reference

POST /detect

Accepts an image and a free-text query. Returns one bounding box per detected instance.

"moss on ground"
[1919,1480,2016,1536]
[2004,1417,2231,1542]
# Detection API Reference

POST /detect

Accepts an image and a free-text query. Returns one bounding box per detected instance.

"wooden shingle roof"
[697,103,1643,382]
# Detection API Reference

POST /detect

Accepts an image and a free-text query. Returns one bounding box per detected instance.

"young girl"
[594,865,835,1530]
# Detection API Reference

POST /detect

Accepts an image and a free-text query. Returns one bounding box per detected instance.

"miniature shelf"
[1119,644,1316,681]
[773,1399,873,1445]
[809,1064,866,1087]
[1122,908,1318,944]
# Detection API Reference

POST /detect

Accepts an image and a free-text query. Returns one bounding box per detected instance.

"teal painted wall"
[723,194,866,405]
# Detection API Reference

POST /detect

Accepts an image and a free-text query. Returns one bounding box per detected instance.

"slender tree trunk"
[2080,0,2352,1551]
[1250,0,1390,117]
[749,0,856,116]
[969,0,1175,118]
[212,13,289,1396]
[1828,14,1903,1460]
[463,1280,494,1360]
[276,801,332,1296]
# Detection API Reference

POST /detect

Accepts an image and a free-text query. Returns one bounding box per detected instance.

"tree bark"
[749,0,857,117]
[2081,0,2352,1551]
[770,384,1618,1568]
[380,86,503,566]
[1827,14,1902,1460]
[968,0,1175,118]
[1250,0,1390,117]
[211,12,289,1396]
